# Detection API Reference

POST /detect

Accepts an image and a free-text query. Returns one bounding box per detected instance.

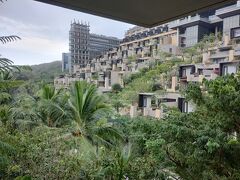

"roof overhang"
[34,0,235,27]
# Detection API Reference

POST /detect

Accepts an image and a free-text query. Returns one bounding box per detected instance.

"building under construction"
[69,21,90,72]
[69,21,120,73]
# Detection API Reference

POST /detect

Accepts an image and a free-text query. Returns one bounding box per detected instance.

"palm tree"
[37,84,70,127]
[69,81,122,147]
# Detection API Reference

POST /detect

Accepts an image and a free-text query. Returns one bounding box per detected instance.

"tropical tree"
[145,75,240,179]
[37,84,70,127]
[69,81,122,147]
[110,94,125,113]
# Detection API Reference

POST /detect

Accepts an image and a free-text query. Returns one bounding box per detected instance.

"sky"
[0,0,134,65]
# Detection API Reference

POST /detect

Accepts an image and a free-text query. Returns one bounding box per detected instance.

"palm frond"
[0,58,20,73]
[69,81,122,148]
[94,125,124,147]
[0,58,13,66]
[36,85,71,127]
[0,92,11,103]
[0,35,21,44]
[38,84,62,100]
[0,140,15,154]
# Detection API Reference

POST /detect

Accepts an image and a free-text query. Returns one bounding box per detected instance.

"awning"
[35,0,234,27]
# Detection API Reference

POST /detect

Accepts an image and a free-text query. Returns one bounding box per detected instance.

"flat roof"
[139,93,155,96]
[220,60,240,64]
[35,0,234,27]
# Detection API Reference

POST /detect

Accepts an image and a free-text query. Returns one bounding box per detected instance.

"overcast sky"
[0,0,133,65]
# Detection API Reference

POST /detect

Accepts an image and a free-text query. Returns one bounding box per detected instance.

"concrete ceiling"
[35,0,235,27]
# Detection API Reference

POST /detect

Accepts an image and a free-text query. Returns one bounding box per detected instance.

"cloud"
[1,36,67,54]
[0,16,67,65]
[0,0,133,65]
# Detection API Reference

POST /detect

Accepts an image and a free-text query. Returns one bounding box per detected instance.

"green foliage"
[146,75,240,179]
[0,78,125,179]
[37,84,71,127]
[116,60,180,104]
[69,81,122,147]
[0,71,25,92]
[0,140,15,173]
[110,95,125,112]
[112,83,122,93]
[0,58,18,73]
[15,61,62,83]
[0,126,88,179]
[127,54,137,64]
[184,82,204,105]
[179,33,222,64]
[107,75,240,179]
[91,73,99,80]
[152,82,163,91]
[1,31,240,179]
[0,127,16,178]
[123,67,149,85]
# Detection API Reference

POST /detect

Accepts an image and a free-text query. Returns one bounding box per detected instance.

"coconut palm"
[69,81,122,147]
[37,84,70,127]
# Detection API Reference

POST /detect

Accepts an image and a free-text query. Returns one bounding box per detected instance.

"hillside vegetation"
[2,33,240,179]
[15,61,62,83]
[110,58,182,106]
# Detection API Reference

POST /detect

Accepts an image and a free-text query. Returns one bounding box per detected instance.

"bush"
[112,83,122,93]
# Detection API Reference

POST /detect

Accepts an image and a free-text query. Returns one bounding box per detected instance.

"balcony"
[209,51,229,59]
